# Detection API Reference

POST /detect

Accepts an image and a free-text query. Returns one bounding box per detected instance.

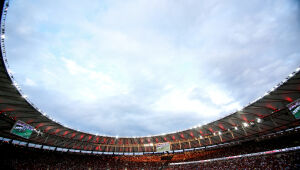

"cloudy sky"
[4,0,300,137]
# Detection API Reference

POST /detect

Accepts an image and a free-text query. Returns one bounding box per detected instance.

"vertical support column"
[197,138,201,147]
[179,141,182,150]
[44,135,49,144]
[230,130,234,139]
[242,126,247,136]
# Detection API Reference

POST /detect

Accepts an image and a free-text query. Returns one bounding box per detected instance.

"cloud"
[4,0,300,136]
[24,78,37,87]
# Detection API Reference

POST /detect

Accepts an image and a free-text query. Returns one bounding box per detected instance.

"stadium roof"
[0,0,300,153]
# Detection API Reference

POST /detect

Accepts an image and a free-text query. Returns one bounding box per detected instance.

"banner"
[287,98,300,119]
[10,120,34,139]
[156,142,170,152]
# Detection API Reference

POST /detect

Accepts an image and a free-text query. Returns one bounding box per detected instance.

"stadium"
[1,0,300,169]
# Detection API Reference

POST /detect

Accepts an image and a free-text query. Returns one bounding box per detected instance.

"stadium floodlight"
[1,34,5,39]
[7,68,12,74]
[256,118,262,123]
[242,122,249,127]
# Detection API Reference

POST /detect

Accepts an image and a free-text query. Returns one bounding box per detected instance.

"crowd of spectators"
[168,151,300,170]
[0,130,299,169]
[120,130,300,163]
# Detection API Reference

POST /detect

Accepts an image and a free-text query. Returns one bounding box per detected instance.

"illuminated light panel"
[190,131,194,137]
[63,131,69,136]
[241,115,248,122]
[199,130,203,134]
[54,129,61,134]
[180,133,185,139]
[172,135,176,141]
[255,113,263,118]
[285,97,293,102]
[88,135,92,141]
[45,126,53,132]
[218,123,225,130]
[266,104,277,111]
[35,123,44,129]
[71,133,76,138]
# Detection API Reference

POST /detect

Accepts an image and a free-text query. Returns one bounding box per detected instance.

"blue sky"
[4,0,300,137]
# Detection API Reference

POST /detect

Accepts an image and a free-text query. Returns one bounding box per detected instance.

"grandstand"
[0,0,300,169]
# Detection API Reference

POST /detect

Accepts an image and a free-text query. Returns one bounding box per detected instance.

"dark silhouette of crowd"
[168,152,300,170]
[0,129,300,169]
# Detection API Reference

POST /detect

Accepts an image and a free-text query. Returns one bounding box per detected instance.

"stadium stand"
[1,128,300,169]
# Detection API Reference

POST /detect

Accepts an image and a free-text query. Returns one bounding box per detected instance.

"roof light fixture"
[242,122,249,127]
[256,118,262,123]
